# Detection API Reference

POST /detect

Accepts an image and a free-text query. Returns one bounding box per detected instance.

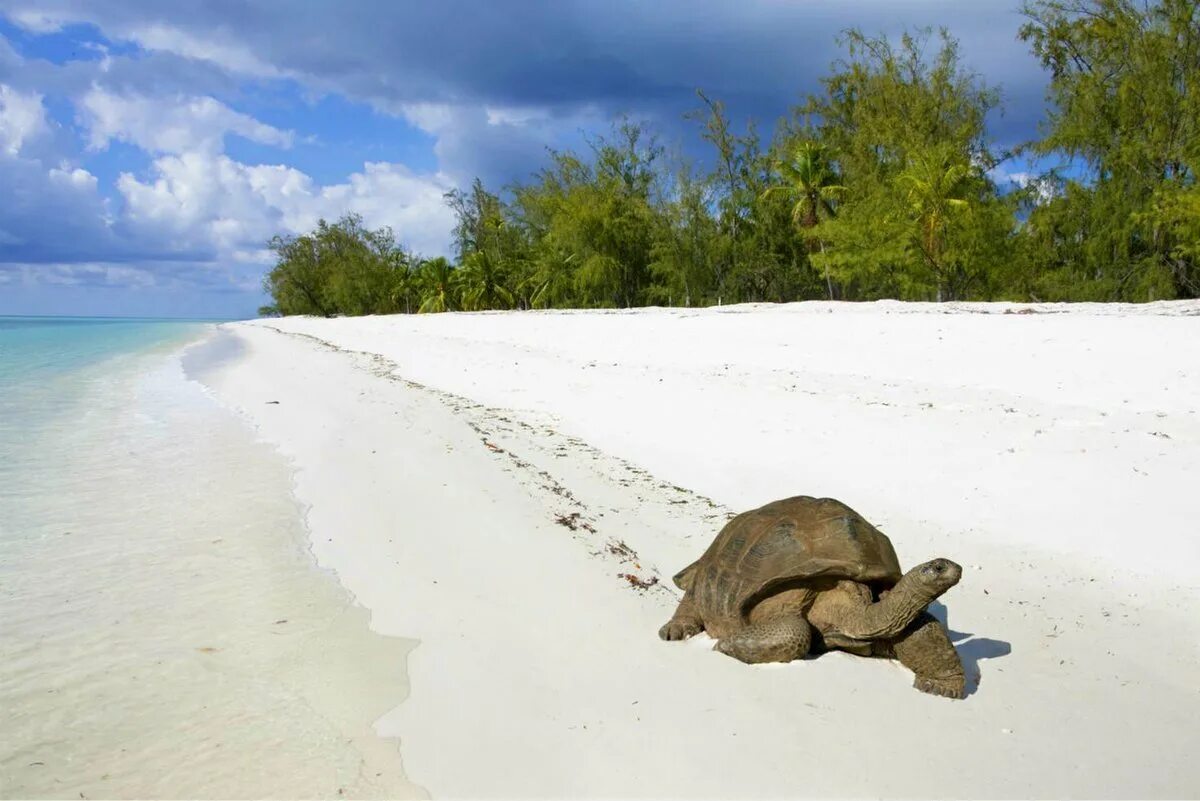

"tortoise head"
[912,558,962,594]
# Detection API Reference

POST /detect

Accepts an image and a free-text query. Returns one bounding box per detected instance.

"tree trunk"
[819,240,833,301]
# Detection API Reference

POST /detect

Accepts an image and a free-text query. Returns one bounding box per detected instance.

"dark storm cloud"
[0,0,1052,315]
[3,0,1049,147]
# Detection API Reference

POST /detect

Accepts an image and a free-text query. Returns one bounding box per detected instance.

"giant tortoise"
[659,496,966,698]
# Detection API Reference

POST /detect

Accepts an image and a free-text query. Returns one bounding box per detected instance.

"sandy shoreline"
[204,301,1200,798]
[1,330,421,800]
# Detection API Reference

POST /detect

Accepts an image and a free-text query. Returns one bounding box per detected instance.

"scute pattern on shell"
[675,496,903,619]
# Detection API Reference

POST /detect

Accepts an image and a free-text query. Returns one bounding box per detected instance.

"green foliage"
[797,28,1013,301]
[762,141,845,298]
[261,4,1200,317]
[458,249,515,311]
[414,256,458,313]
[648,161,720,306]
[262,214,414,317]
[769,142,845,229]
[509,120,662,308]
[1020,0,1200,298]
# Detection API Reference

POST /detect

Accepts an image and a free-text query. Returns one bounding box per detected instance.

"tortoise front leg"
[714,615,811,664]
[885,612,966,699]
[658,588,704,641]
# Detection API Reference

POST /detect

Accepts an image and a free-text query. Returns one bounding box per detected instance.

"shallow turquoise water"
[0,317,205,482]
[0,317,415,797]
[2,317,196,459]
[0,316,204,393]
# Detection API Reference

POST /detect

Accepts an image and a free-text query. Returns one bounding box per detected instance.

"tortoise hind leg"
[714,615,811,664]
[659,589,704,641]
[880,611,965,699]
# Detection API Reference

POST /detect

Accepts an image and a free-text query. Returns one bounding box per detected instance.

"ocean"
[0,318,416,799]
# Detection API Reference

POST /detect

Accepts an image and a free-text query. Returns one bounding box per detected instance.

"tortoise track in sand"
[265,325,733,602]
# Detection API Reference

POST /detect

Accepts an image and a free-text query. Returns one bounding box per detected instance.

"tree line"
[260,0,1200,317]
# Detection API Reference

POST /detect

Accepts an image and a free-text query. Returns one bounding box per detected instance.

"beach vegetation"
[262,0,1200,316]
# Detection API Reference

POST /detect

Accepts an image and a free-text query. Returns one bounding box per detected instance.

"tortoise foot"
[914,673,966,699]
[658,617,703,641]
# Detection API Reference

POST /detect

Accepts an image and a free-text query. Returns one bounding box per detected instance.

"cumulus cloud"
[116,152,454,257]
[79,87,294,154]
[311,162,456,255]
[0,83,131,265]
[3,149,455,311]
[48,163,99,191]
[1,78,451,279]
[0,83,48,155]
[0,149,126,263]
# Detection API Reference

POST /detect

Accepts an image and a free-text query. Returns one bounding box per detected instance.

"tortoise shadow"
[928,600,1012,698]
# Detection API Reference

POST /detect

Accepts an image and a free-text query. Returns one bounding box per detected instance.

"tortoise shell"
[675,496,903,621]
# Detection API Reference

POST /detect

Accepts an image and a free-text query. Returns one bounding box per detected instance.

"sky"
[0,1,1052,319]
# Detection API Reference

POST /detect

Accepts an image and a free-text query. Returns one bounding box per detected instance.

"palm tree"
[415,257,458,313]
[898,149,975,301]
[526,241,578,309]
[763,141,845,299]
[457,248,515,310]
[388,251,419,314]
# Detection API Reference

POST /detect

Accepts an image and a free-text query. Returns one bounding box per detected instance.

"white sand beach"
[200,301,1200,798]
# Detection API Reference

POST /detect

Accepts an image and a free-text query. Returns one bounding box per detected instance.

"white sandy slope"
[206,301,1200,799]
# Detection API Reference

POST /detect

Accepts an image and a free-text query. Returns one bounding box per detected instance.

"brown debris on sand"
[618,573,660,591]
